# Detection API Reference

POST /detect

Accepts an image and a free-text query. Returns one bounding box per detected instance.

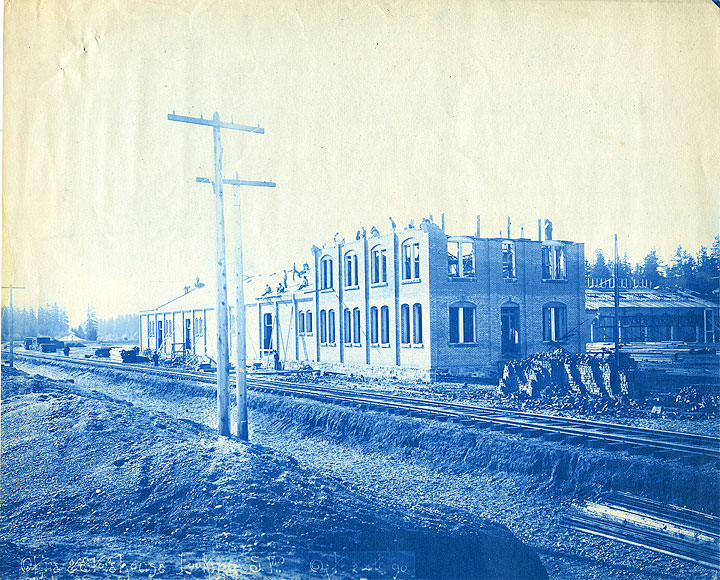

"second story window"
[305,311,313,334]
[344,252,359,288]
[448,240,475,278]
[502,242,516,279]
[320,256,334,289]
[542,244,566,281]
[402,240,420,281]
[371,246,387,284]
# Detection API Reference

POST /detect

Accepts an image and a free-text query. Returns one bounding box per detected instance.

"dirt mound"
[1,368,547,580]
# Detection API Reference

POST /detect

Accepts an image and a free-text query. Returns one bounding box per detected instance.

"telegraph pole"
[2,285,24,367]
[169,111,265,438]
[196,173,276,441]
[613,234,621,371]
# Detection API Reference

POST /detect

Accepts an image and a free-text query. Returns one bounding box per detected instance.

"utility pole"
[613,234,621,371]
[196,173,276,441]
[2,285,24,367]
[169,111,265,438]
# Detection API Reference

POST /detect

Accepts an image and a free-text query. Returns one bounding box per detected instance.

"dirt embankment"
[249,390,719,515]
[1,367,548,580]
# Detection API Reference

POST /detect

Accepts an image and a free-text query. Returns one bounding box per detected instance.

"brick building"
[140,218,586,379]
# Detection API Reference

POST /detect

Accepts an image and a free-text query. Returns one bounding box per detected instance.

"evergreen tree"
[589,249,611,280]
[85,306,98,341]
[642,248,662,288]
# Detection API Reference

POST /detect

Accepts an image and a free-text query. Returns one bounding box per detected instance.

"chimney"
[441,213,445,232]
[538,219,542,242]
[506,216,511,239]
[475,215,481,237]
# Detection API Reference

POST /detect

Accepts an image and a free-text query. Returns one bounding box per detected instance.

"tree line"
[1,304,138,342]
[586,235,720,300]
[1,303,69,341]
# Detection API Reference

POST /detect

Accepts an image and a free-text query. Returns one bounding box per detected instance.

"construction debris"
[499,349,631,402]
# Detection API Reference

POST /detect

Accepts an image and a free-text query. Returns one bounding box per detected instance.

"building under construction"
[139,217,586,379]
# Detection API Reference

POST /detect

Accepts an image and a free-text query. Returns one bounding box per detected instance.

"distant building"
[139,218,586,379]
[585,287,718,344]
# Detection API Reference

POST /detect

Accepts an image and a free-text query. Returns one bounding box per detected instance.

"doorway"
[501,304,520,355]
[263,312,273,353]
[185,319,192,352]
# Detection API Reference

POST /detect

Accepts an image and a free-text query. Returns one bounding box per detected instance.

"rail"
[562,493,720,570]
[10,351,720,462]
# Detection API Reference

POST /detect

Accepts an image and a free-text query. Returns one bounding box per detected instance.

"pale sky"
[3,0,719,325]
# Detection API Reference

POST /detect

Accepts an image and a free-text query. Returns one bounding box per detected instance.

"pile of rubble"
[673,386,720,413]
[499,349,631,403]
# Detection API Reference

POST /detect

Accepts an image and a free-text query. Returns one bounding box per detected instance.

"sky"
[3,0,719,325]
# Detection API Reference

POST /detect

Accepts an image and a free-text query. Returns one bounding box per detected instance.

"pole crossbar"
[168,113,264,134]
[196,177,276,188]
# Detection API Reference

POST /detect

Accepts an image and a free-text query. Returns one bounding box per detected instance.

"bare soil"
[1,365,546,580]
[7,359,719,580]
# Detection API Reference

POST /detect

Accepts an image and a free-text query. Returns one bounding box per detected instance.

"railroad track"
[10,351,720,462]
[562,493,720,570]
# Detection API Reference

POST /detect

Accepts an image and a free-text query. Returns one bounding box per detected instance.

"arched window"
[381,306,390,345]
[370,306,379,344]
[353,308,361,344]
[543,302,567,342]
[298,311,305,334]
[344,308,352,344]
[306,311,313,334]
[401,303,411,344]
[448,238,475,278]
[449,302,475,344]
[344,252,359,288]
[320,309,327,343]
[401,239,420,280]
[320,256,334,289]
[328,309,336,343]
[413,303,423,344]
[370,245,387,284]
